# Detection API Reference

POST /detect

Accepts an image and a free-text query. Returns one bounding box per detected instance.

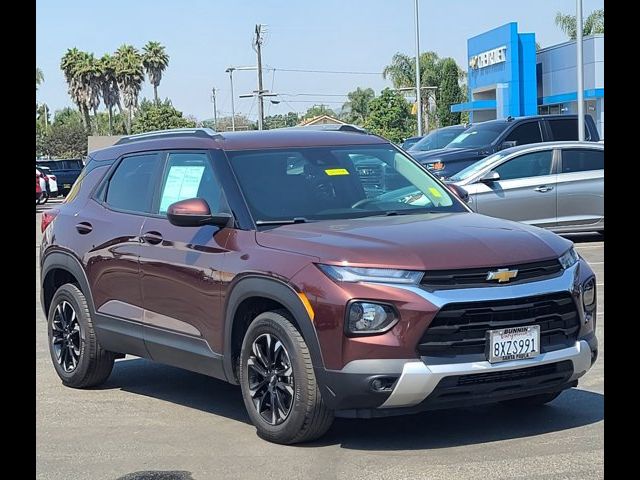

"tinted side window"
[505,122,543,145]
[106,154,159,213]
[494,150,553,181]
[157,152,226,214]
[561,149,603,173]
[548,119,578,141]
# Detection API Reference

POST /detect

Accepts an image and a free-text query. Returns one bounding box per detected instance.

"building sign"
[469,46,507,69]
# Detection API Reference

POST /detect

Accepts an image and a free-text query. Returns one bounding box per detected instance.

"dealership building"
[451,22,604,138]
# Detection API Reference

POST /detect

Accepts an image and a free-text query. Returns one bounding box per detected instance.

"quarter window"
[494,150,553,181]
[157,152,225,214]
[105,154,160,213]
[504,122,543,146]
[561,149,603,173]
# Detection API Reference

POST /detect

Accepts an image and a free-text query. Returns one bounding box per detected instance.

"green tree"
[41,122,88,158]
[436,59,462,127]
[142,41,170,105]
[205,115,257,131]
[132,99,196,133]
[555,9,604,40]
[302,104,336,120]
[342,87,375,124]
[60,48,91,131]
[36,67,44,90]
[363,88,414,143]
[114,44,145,133]
[97,54,122,134]
[264,112,300,129]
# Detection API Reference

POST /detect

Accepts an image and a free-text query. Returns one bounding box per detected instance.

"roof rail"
[293,124,370,134]
[115,127,222,145]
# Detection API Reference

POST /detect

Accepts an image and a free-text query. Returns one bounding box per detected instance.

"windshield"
[447,122,505,148]
[410,127,466,152]
[227,144,467,223]
[449,152,507,182]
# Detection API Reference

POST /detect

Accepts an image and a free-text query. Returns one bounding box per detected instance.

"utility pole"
[225,68,236,131]
[253,24,267,130]
[211,87,218,131]
[576,0,585,141]
[414,0,423,136]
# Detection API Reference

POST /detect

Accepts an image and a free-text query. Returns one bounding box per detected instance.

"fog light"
[583,279,596,307]
[346,301,398,335]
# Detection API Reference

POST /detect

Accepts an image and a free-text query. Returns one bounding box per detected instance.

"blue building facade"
[452,22,604,137]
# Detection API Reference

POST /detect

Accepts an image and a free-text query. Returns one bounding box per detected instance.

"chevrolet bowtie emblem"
[486,268,518,283]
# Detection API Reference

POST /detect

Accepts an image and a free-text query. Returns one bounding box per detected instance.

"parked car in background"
[40,127,597,444]
[37,166,59,199]
[412,115,600,179]
[407,124,468,153]
[401,135,423,150]
[36,159,84,196]
[449,141,604,234]
[36,170,45,204]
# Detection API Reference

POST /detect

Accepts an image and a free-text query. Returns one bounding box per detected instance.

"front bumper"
[321,337,596,418]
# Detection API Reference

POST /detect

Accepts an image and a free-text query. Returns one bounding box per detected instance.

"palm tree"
[142,41,169,105]
[342,87,375,124]
[74,52,102,133]
[36,67,44,90]
[114,44,145,133]
[555,9,604,40]
[61,48,92,131]
[97,54,121,134]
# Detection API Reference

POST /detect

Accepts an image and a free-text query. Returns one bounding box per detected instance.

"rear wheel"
[239,310,334,444]
[47,284,115,388]
[501,391,562,407]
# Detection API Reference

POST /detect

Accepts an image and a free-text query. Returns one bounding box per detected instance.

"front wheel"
[239,310,334,444]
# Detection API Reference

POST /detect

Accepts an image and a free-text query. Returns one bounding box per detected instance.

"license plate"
[487,325,540,363]
[63,184,71,189]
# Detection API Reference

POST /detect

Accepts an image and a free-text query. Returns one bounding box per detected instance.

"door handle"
[534,185,553,193]
[142,231,163,245]
[75,222,93,234]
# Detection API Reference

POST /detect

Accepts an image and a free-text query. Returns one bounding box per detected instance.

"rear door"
[556,147,604,229]
[473,148,557,228]
[503,120,543,147]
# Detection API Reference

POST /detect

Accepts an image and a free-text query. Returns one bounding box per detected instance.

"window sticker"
[159,165,205,213]
[325,168,349,176]
[428,187,443,198]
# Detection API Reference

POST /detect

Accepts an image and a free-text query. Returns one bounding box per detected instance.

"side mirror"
[445,183,470,203]
[500,140,517,150]
[479,171,500,183]
[167,198,233,228]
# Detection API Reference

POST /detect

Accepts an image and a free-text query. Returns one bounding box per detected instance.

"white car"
[37,166,58,198]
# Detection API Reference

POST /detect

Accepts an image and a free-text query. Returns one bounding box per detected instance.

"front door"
[473,149,557,228]
[138,151,231,375]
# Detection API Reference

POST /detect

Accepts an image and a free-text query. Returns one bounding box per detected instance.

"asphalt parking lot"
[36,198,604,480]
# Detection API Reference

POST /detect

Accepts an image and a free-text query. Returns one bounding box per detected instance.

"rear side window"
[494,150,553,181]
[106,154,160,213]
[157,152,226,214]
[548,118,592,141]
[505,122,543,146]
[561,149,603,173]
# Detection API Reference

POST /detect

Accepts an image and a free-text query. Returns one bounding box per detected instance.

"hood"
[411,147,483,164]
[256,213,572,270]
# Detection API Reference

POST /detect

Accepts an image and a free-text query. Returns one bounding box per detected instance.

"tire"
[41,192,49,205]
[239,310,334,444]
[501,390,563,407]
[47,283,115,388]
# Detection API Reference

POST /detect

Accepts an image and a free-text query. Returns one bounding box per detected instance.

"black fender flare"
[222,275,325,384]
[41,250,95,316]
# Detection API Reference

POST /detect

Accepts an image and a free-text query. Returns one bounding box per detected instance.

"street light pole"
[211,87,218,131]
[414,0,423,136]
[226,67,236,131]
[576,0,585,141]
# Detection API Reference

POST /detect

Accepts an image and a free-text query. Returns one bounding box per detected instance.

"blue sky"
[36,0,604,122]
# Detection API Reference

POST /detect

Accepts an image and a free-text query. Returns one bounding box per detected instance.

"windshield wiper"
[255,217,309,225]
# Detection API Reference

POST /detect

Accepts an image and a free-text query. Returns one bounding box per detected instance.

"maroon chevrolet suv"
[40,126,598,444]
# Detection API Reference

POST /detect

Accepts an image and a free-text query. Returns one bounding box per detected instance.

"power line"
[266,66,382,75]
[278,93,348,97]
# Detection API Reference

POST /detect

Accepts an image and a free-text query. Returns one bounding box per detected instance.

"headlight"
[559,247,579,269]
[583,278,596,307]
[317,264,424,284]
[346,301,399,335]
